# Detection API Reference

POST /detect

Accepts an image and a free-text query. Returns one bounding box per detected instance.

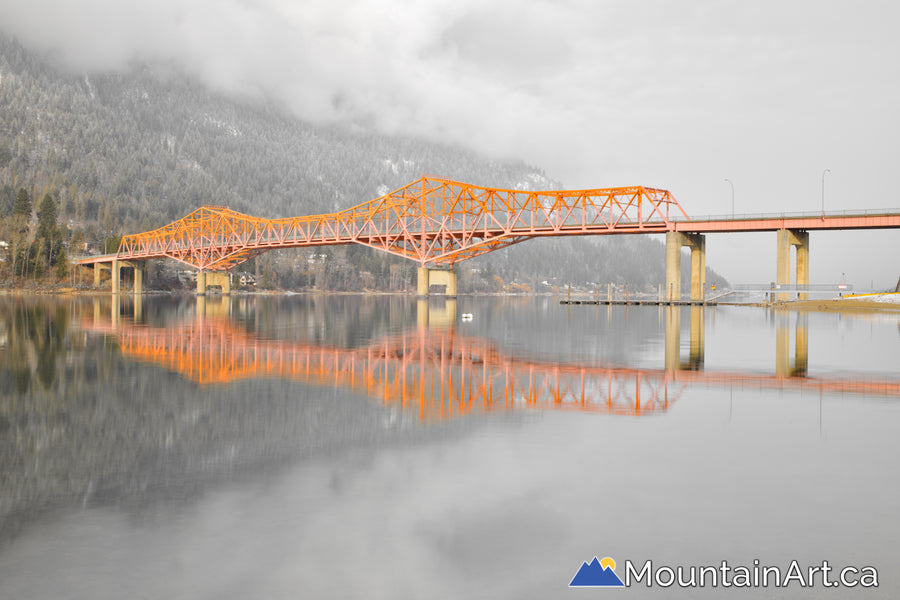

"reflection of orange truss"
[94,318,682,420]
[83,316,900,421]
[113,176,686,270]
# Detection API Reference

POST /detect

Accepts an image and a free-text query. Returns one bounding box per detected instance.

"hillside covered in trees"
[0,34,728,293]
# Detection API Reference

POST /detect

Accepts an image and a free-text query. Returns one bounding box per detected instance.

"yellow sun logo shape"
[600,557,617,571]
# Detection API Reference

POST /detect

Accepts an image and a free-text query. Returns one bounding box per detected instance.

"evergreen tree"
[13,188,31,220]
[37,193,58,241]
[8,189,32,278]
[34,193,62,269]
[103,234,121,254]
[55,246,69,279]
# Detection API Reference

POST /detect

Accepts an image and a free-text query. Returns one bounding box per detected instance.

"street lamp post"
[724,178,734,218]
[821,169,830,219]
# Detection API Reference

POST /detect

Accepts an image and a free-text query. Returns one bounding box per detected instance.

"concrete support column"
[197,271,207,295]
[95,263,111,287]
[690,235,706,301]
[796,233,809,300]
[111,259,120,295]
[665,232,682,301]
[776,229,810,301]
[133,264,143,295]
[666,231,706,302]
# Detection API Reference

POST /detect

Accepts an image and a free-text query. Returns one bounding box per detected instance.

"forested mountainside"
[0,34,728,292]
[0,33,544,227]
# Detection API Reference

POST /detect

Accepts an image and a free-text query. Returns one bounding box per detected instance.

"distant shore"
[3,286,900,313]
[779,293,900,312]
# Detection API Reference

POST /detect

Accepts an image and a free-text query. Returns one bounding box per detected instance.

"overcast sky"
[2,0,898,287]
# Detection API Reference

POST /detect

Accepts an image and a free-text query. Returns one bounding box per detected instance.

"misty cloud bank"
[2,1,896,189]
[1,0,898,285]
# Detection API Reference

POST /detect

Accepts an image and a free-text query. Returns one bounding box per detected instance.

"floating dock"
[560,299,716,306]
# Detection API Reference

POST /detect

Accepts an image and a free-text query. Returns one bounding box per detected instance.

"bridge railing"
[733,283,854,292]
[668,208,900,222]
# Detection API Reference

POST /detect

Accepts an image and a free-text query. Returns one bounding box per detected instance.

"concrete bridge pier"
[93,263,110,287]
[197,271,231,295]
[208,272,231,294]
[197,271,231,296]
[111,259,120,294]
[95,259,143,294]
[665,231,706,301]
[776,229,809,301]
[417,267,457,297]
[133,263,143,295]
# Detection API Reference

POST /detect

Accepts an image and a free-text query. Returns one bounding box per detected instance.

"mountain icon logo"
[569,556,625,587]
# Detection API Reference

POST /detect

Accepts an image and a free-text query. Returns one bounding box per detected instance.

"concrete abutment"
[776,229,809,301]
[416,267,457,297]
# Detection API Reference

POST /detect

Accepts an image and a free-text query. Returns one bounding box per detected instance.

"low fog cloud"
[3,1,898,190]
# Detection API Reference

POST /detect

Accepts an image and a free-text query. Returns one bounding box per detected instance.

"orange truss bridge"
[78,175,686,272]
[80,316,900,421]
[74,174,900,299]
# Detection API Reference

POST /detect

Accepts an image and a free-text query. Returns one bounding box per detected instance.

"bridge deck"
[670,212,900,233]
[74,253,121,265]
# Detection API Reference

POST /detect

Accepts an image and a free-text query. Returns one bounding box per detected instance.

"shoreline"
[2,287,899,313]
[773,297,900,312]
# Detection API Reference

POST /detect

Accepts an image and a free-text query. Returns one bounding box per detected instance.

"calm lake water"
[1,294,899,599]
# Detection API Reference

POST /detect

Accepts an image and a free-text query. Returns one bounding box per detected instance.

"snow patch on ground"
[846,293,900,303]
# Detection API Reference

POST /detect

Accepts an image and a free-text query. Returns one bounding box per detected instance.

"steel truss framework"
[111,176,686,271]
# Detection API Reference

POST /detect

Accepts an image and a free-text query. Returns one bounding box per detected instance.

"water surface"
[1,295,898,598]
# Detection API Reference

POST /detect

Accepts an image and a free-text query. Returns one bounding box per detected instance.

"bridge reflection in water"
[87,297,679,420]
[86,297,900,421]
